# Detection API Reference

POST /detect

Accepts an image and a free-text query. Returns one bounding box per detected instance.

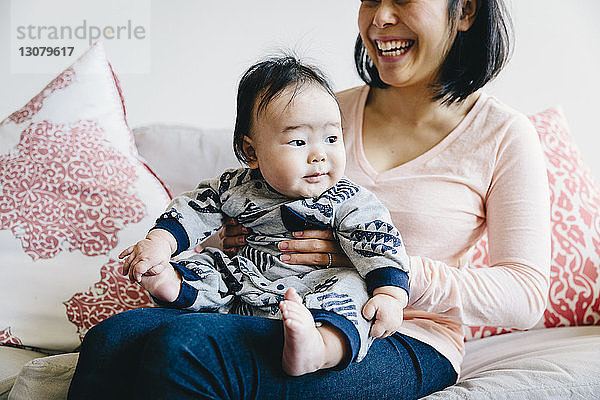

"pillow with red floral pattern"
[0,42,168,352]
[467,107,600,340]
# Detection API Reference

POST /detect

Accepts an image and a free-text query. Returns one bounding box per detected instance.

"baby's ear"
[242,136,259,169]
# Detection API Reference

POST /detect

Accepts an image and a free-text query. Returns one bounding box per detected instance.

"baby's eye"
[326,136,338,144]
[288,139,306,147]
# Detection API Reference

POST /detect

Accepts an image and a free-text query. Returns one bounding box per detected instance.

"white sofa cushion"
[133,124,240,196]
[0,347,45,400]
[424,326,600,399]
[8,353,78,400]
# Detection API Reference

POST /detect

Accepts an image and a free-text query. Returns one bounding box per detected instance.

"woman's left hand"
[277,229,351,268]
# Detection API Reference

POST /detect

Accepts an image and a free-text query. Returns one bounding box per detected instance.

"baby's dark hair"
[233,54,337,164]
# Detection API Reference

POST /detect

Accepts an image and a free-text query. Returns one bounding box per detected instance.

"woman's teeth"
[375,39,414,56]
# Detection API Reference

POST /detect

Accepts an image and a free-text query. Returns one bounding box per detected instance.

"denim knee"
[140,315,212,367]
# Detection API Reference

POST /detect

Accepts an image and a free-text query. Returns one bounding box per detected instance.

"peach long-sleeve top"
[337,86,551,375]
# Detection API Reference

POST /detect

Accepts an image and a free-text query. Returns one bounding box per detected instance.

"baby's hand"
[362,286,408,338]
[118,229,175,284]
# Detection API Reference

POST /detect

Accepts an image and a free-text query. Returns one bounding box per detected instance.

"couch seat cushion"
[424,326,600,399]
[0,347,45,400]
[7,353,78,400]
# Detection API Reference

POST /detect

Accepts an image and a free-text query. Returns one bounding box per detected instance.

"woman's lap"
[68,308,456,400]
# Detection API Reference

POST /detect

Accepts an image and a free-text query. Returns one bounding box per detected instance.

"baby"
[120,55,410,376]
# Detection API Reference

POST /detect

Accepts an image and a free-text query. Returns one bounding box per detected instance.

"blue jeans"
[68,308,457,400]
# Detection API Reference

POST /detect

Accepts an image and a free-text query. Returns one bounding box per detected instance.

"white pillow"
[0,42,169,352]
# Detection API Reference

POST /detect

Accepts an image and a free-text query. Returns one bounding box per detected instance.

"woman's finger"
[222,234,246,250]
[292,229,335,240]
[123,252,147,279]
[279,251,351,267]
[278,238,338,254]
[223,247,238,257]
[224,217,239,226]
[224,222,249,237]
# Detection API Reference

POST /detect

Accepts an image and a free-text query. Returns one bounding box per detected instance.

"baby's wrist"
[152,265,182,303]
[146,229,177,255]
[373,286,408,307]
[164,267,183,302]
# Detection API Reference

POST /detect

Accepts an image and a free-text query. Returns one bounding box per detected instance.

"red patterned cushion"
[467,107,600,340]
[0,43,169,351]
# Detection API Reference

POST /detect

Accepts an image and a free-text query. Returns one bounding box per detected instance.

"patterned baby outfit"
[152,168,409,362]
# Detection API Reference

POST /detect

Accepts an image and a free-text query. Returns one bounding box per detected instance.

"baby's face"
[245,83,346,199]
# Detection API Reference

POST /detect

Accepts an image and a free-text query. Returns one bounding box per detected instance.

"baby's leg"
[278,288,348,376]
[302,269,374,363]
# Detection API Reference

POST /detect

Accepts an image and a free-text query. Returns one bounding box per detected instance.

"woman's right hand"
[220,217,350,268]
[277,229,351,268]
[219,217,248,257]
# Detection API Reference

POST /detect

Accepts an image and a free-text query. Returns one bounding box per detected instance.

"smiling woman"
[218,0,551,398]
[356,0,511,103]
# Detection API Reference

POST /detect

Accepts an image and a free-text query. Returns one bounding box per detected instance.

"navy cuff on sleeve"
[309,309,360,370]
[365,267,409,297]
[150,217,190,256]
[150,281,196,309]
[151,262,198,309]
[170,262,203,281]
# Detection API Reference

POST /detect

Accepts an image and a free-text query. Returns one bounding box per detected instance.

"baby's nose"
[309,152,326,163]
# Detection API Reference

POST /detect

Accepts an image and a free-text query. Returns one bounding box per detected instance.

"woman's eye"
[326,136,338,144]
[288,140,305,147]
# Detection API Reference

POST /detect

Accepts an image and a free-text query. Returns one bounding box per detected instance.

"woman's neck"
[366,85,477,130]
[361,85,480,172]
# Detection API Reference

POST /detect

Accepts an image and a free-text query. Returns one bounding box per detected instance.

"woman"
[68,1,550,398]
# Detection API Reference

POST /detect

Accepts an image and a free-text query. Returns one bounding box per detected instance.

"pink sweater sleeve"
[408,114,551,329]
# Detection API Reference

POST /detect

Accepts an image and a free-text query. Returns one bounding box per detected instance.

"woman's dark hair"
[354,0,513,104]
[233,54,337,164]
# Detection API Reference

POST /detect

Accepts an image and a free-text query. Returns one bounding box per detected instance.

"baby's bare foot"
[279,288,327,376]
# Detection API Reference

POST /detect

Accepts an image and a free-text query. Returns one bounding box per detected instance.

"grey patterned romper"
[152,168,409,362]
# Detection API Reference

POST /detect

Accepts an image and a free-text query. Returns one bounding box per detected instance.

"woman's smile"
[374,38,415,58]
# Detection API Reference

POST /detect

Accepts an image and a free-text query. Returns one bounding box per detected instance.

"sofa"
[1,43,600,399]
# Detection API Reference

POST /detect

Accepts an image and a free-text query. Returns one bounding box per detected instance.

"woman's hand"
[219,218,350,267]
[219,217,248,257]
[277,229,351,268]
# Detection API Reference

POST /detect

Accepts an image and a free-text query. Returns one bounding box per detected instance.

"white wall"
[2,0,600,177]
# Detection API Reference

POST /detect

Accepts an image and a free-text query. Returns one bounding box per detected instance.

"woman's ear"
[242,136,259,169]
[457,0,478,32]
